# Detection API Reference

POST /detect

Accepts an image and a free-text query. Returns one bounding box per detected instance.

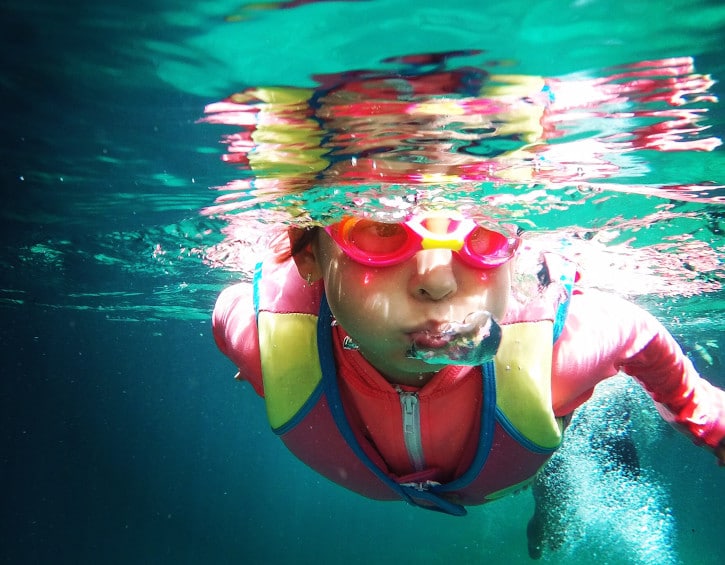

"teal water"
[2,1,724,564]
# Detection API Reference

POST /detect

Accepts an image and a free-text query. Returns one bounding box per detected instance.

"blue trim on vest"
[317,294,468,516]
[553,301,567,342]
[434,360,496,494]
[494,407,559,454]
[252,261,263,319]
[551,258,576,342]
[272,381,325,436]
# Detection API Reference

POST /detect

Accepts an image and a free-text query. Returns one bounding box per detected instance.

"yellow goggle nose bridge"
[419,234,465,252]
[416,215,468,252]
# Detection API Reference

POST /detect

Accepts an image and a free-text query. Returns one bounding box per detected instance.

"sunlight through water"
[199,52,724,304]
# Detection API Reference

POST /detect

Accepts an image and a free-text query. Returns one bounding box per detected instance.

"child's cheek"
[476,270,494,284]
[362,271,377,286]
[344,265,386,288]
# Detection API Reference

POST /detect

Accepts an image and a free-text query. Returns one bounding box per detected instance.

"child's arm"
[211,282,265,396]
[552,289,725,462]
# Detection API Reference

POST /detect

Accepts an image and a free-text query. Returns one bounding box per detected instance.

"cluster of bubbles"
[529,376,678,564]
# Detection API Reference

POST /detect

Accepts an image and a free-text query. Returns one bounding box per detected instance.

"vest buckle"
[399,480,441,492]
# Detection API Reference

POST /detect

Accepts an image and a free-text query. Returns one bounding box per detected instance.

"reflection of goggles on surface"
[324,215,520,268]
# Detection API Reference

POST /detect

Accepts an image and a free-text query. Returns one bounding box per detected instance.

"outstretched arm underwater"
[550,288,725,465]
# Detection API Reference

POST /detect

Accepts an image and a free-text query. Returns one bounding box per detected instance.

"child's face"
[307,229,512,384]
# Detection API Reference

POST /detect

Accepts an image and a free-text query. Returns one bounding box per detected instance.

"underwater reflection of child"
[212,213,725,546]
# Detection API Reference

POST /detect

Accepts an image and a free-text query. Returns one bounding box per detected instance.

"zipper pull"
[401,391,417,416]
[396,387,425,471]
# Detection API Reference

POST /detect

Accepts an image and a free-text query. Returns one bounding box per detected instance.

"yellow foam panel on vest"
[258,311,323,430]
[494,321,563,450]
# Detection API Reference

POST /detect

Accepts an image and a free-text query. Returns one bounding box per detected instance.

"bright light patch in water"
[200,53,722,226]
[199,52,725,300]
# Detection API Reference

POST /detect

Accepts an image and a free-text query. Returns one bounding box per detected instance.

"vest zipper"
[397,388,426,472]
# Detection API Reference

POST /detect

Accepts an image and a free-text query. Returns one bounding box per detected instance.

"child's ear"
[288,227,323,282]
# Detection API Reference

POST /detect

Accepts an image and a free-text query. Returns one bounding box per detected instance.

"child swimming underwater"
[205,54,724,557]
[212,211,725,522]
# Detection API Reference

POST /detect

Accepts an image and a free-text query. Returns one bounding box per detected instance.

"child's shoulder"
[213,282,255,339]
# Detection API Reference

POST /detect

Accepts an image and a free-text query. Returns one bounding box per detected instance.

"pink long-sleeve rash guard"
[552,289,725,450]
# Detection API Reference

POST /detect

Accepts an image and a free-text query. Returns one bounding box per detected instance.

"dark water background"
[2,1,724,563]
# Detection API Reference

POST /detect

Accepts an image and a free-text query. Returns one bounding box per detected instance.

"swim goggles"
[324,215,520,268]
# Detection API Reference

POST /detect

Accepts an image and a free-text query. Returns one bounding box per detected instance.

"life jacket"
[254,254,574,516]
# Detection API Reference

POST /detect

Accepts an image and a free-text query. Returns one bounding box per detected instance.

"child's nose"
[409,249,458,300]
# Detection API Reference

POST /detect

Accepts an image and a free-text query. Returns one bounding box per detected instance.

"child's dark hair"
[282,226,321,260]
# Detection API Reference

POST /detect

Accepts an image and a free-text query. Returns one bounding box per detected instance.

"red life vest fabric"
[248,254,569,514]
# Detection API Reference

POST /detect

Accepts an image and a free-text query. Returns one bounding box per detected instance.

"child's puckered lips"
[405,311,503,365]
[407,326,454,349]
